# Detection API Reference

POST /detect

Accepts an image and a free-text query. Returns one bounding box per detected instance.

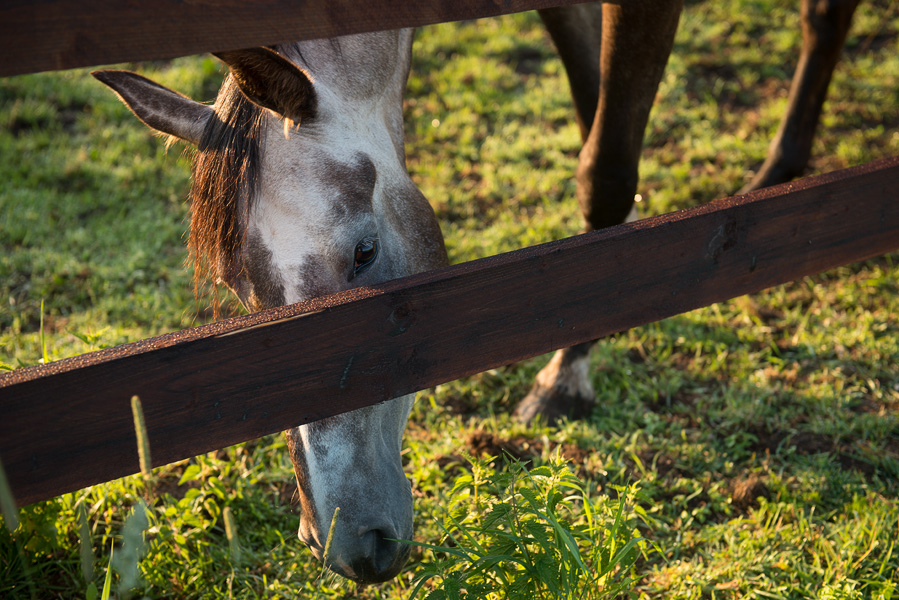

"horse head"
[94,30,447,583]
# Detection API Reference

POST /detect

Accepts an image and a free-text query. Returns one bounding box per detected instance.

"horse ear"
[92,70,212,146]
[213,47,317,123]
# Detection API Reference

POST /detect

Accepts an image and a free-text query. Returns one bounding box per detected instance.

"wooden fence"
[2,1,898,508]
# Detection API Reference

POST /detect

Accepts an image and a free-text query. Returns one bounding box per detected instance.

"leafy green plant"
[406,451,646,600]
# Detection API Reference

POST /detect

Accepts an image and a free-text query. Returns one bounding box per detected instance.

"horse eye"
[354,238,379,274]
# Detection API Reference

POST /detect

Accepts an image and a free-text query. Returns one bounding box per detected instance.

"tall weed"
[406,451,645,600]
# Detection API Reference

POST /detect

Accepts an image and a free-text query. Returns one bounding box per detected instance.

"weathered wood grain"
[0,0,586,77]
[1,157,898,506]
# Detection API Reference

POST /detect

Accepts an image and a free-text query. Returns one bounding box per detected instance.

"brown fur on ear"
[92,70,212,146]
[213,47,317,123]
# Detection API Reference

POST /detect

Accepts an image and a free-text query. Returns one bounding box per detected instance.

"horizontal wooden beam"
[0,0,585,77]
[2,157,898,506]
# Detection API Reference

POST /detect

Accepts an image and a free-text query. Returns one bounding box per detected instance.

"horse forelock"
[189,76,264,307]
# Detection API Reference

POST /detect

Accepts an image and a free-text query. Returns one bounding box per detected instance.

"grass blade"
[223,506,241,565]
[100,543,114,600]
[318,506,341,580]
[130,395,152,479]
[0,454,19,533]
[39,299,49,364]
[78,504,94,584]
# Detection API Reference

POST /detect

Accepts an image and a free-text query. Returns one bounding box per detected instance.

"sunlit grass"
[2,1,898,597]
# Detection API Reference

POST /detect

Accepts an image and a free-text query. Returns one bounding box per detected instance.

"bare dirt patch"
[730,474,771,512]
[463,430,591,477]
[748,426,881,481]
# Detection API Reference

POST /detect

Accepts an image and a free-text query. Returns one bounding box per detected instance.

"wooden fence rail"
[2,157,898,506]
[0,0,586,77]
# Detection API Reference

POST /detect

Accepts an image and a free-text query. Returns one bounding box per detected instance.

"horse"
[92,0,862,584]
[98,31,443,583]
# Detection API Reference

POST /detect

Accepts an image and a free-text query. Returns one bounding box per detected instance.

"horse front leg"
[739,0,861,193]
[514,0,683,425]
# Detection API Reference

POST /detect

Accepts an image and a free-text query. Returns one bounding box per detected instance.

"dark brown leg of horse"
[576,0,684,230]
[537,4,603,141]
[514,0,683,424]
[739,0,861,193]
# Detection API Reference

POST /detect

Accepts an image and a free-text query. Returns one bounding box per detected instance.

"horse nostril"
[356,527,409,582]
[365,528,398,569]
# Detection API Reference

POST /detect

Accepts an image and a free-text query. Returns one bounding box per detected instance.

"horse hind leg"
[739,0,861,193]
[514,0,682,425]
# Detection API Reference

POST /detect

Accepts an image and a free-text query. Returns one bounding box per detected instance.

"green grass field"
[2,1,899,597]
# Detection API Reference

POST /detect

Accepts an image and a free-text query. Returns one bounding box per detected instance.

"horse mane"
[189,75,264,306]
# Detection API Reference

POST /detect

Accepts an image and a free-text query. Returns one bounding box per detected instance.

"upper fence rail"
[0,0,586,77]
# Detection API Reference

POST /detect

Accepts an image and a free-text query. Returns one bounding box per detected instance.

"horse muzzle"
[286,394,417,584]
[302,519,412,583]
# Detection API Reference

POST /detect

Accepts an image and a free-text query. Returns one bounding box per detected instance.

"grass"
[2,0,899,597]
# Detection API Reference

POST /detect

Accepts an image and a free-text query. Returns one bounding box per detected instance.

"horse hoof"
[512,349,595,426]
[513,386,594,426]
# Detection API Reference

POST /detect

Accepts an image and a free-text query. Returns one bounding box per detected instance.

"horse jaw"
[284,394,415,583]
